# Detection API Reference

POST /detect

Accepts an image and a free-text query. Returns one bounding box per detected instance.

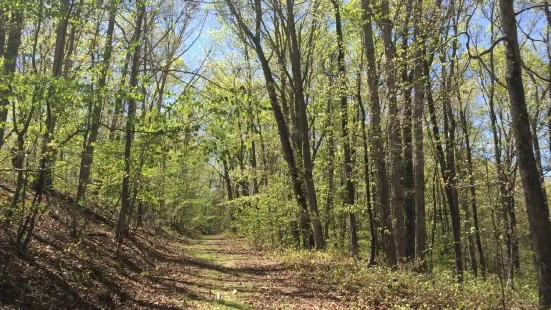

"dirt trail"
[1,229,352,310]
[156,235,350,310]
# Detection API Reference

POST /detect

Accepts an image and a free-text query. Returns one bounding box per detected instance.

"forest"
[1,0,551,308]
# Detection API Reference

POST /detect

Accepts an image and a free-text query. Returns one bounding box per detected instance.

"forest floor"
[0,189,352,309]
[0,230,352,309]
[166,236,353,309]
[0,190,538,309]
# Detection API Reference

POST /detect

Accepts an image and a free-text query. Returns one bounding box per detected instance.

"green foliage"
[0,0,549,305]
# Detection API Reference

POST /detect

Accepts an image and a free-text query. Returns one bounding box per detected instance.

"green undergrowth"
[277,250,537,309]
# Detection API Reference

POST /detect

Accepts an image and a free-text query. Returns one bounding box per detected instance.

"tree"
[330,0,357,257]
[498,0,551,305]
[221,0,323,249]
[117,0,145,247]
[412,0,426,271]
[380,0,406,260]
[0,4,23,150]
[361,0,397,267]
[73,0,119,238]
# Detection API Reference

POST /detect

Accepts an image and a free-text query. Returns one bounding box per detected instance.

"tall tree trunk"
[243,47,260,195]
[527,74,549,210]
[498,0,551,306]
[545,1,551,156]
[0,8,5,58]
[412,1,426,270]
[73,0,118,237]
[223,0,315,249]
[0,8,23,150]
[222,156,233,201]
[331,0,357,257]
[531,119,546,201]
[286,0,324,249]
[425,57,463,282]
[63,0,82,75]
[41,0,71,190]
[359,81,377,267]
[237,113,250,197]
[109,49,131,140]
[459,108,486,278]
[325,96,335,242]
[439,16,464,281]
[18,0,70,252]
[117,1,145,247]
[278,49,313,248]
[483,14,520,277]
[361,0,397,266]
[380,0,405,260]
[401,0,415,261]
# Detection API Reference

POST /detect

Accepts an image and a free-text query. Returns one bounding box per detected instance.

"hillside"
[0,188,352,309]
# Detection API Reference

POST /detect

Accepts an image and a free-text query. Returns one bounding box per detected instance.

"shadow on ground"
[0,187,343,309]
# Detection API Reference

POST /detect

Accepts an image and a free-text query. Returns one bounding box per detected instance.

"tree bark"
[401,0,416,261]
[412,0,426,270]
[459,108,486,278]
[361,0,397,267]
[117,1,145,246]
[223,0,316,249]
[0,8,23,150]
[331,0,357,257]
[483,15,520,276]
[41,0,71,190]
[380,0,405,260]
[498,0,551,305]
[237,112,250,197]
[73,0,118,237]
[325,96,335,242]
[544,1,551,156]
[222,157,234,201]
[18,0,70,252]
[425,57,463,281]
[286,0,324,249]
[0,8,5,58]
[359,83,377,266]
